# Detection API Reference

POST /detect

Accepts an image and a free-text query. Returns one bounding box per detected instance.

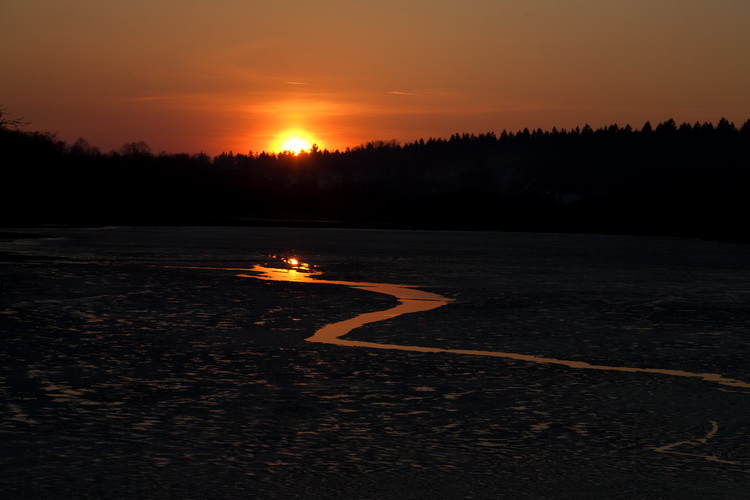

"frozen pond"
[1,227,749,498]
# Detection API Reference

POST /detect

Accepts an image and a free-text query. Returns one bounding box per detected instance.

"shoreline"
[2,220,748,245]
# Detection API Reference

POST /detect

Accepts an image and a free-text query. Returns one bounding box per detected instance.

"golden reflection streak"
[653,421,744,465]
[236,264,750,390]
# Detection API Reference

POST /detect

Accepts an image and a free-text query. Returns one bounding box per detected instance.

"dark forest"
[2,118,749,241]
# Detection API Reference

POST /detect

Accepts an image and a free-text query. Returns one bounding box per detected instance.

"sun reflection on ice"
[265,253,314,272]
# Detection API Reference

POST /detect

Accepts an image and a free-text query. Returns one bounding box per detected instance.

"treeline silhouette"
[2,118,749,240]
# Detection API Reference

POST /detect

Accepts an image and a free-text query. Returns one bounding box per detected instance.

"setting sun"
[281,137,312,154]
[272,129,318,154]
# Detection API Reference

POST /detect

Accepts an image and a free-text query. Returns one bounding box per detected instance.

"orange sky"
[2,0,749,155]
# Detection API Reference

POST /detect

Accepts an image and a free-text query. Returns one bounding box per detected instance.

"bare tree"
[0,105,30,129]
[119,141,152,157]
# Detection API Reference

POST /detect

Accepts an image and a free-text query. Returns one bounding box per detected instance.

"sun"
[272,129,317,155]
[280,137,312,155]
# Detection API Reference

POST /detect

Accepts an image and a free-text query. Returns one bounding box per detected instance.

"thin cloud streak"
[127,95,194,103]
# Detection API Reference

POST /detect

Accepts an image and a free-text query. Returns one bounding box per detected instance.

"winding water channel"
[245,264,750,390]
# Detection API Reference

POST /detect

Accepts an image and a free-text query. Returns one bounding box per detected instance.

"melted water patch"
[244,265,750,390]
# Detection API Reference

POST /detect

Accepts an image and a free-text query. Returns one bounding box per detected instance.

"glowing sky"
[2,0,749,155]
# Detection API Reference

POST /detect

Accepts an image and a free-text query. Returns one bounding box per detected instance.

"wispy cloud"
[388,91,418,96]
[123,93,241,113]
[284,81,309,85]
[128,95,192,102]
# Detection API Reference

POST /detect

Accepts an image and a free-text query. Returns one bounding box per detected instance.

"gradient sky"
[2,0,749,155]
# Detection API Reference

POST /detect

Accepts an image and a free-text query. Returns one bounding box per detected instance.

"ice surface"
[2,227,750,498]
